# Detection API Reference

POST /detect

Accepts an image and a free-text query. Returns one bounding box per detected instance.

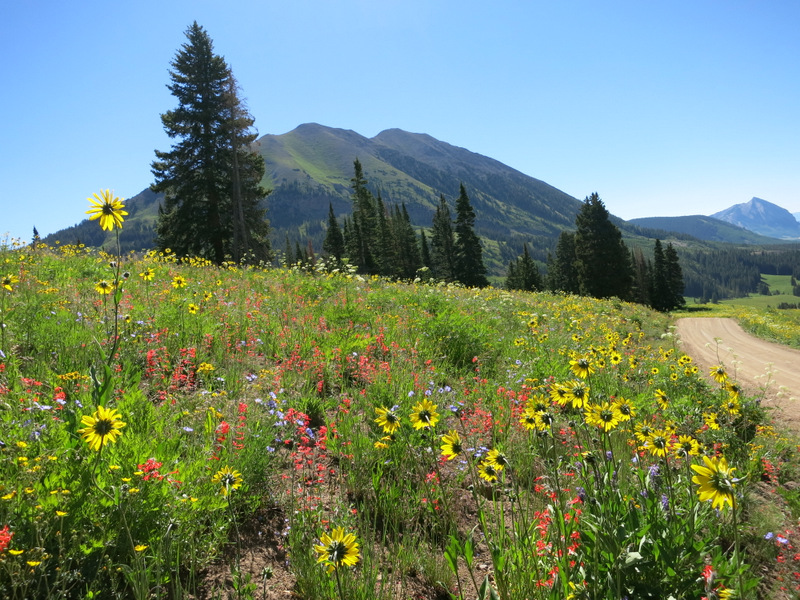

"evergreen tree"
[430,194,456,281]
[506,244,541,291]
[630,247,651,306]
[664,242,686,310]
[546,231,580,293]
[348,159,378,274]
[284,233,294,266]
[152,22,270,264]
[419,230,432,271]
[393,204,422,279]
[453,184,489,288]
[322,203,345,261]
[573,193,632,300]
[649,239,670,311]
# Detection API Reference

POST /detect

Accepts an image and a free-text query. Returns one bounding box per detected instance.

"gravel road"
[675,317,800,429]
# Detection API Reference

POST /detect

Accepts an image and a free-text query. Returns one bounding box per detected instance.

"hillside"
[626,215,783,244]
[257,123,584,247]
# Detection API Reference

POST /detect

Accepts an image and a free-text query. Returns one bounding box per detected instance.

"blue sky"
[2,0,798,242]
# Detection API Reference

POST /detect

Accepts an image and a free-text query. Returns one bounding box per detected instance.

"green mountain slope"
[627,215,785,245]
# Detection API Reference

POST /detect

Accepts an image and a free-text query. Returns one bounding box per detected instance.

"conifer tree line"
[320,159,489,287]
[151,22,272,265]
[506,193,685,312]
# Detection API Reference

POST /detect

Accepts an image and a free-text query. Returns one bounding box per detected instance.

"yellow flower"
[9,549,23,555]
[478,460,500,483]
[654,389,669,410]
[172,275,187,289]
[374,406,401,434]
[197,362,215,375]
[440,430,462,460]
[704,412,721,430]
[27,560,42,566]
[569,356,595,379]
[314,527,360,573]
[674,435,700,458]
[584,401,622,433]
[188,303,199,314]
[645,429,671,458]
[1,274,19,292]
[211,466,243,497]
[691,455,737,510]
[485,449,509,470]
[139,268,155,281]
[613,397,636,421]
[134,544,148,552]
[95,280,115,295]
[565,380,590,410]
[409,399,439,430]
[86,189,127,231]
[709,364,728,384]
[78,406,126,451]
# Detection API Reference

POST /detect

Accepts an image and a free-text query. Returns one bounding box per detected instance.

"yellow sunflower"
[2,274,19,292]
[211,466,243,496]
[569,356,594,379]
[566,380,590,410]
[478,460,500,483]
[584,401,622,433]
[709,365,728,384]
[314,527,360,573]
[139,268,155,281]
[485,449,509,470]
[440,430,463,460]
[409,399,439,430]
[374,406,401,434]
[95,280,115,295]
[78,406,126,451]
[86,189,127,231]
[691,455,738,510]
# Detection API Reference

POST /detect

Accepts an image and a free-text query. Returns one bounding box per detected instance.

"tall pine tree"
[573,193,632,300]
[453,184,489,288]
[546,231,580,294]
[430,194,456,281]
[152,22,270,264]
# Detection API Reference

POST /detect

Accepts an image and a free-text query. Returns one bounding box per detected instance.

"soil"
[675,317,800,430]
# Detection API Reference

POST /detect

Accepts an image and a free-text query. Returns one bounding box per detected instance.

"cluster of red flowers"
[211,420,230,461]
[232,402,247,451]
[0,524,13,553]
[144,346,198,393]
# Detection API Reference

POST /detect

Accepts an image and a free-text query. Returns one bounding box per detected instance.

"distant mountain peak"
[711,197,800,239]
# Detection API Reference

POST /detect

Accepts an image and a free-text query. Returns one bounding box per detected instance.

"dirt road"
[675,317,800,429]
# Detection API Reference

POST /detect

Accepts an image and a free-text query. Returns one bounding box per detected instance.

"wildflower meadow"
[2,192,800,599]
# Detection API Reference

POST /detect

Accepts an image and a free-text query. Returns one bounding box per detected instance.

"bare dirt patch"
[675,317,800,430]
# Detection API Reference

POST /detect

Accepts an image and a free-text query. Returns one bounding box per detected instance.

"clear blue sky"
[2,0,799,242]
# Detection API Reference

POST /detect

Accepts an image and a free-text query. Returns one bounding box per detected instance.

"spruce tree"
[322,203,345,262]
[348,159,378,274]
[430,194,456,281]
[664,242,686,310]
[546,231,580,294]
[152,22,270,264]
[419,230,432,271]
[650,239,669,311]
[453,184,489,288]
[506,244,541,291]
[573,193,632,300]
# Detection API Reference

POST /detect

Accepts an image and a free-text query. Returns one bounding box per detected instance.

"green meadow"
[2,237,800,599]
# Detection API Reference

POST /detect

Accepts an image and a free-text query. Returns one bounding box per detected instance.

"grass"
[1,233,800,599]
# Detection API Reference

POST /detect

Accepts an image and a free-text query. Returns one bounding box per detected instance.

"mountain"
[711,197,800,239]
[256,123,583,242]
[626,215,783,244]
